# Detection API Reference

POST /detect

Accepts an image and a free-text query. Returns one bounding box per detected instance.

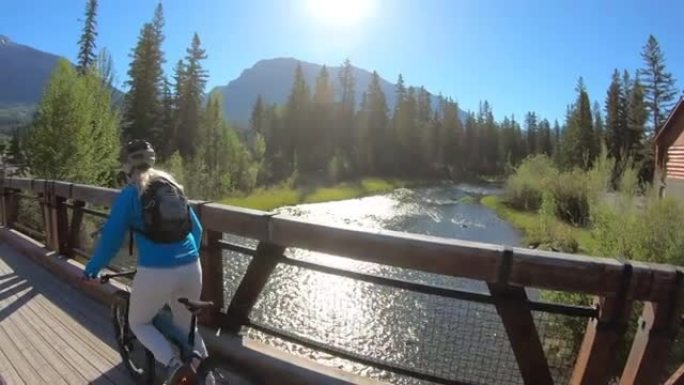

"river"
[220,183,537,385]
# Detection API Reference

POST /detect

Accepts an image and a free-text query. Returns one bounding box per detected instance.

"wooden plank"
[52,195,69,254]
[488,283,553,385]
[0,258,122,366]
[619,270,684,385]
[0,300,64,384]
[3,189,18,227]
[24,298,125,384]
[0,346,26,385]
[0,326,43,385]
[570,296,633,385]
[224,241,284,332]
[2,285,84,384]
[70,184,118,207]
[200,229,225,326]
[0,251,121,365]
[200,202,271,240]
[269,215,503,282]
[0,259,114,382]
[67,200,85,257]
[29,179,48,194]
[7,178,31,191]
[52,181,73,199]
[14,297,103,383]
[0,252,129,383]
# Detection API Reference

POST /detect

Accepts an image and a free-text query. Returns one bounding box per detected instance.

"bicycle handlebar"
[99,270,137,284]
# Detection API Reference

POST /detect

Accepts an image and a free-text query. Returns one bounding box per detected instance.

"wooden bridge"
[0,176,683,385]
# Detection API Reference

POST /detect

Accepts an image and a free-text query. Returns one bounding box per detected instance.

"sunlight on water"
[223,184,529,385]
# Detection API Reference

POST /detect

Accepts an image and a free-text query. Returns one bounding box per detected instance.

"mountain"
[0,35,62,130]
[0,35,62,105]
[212,58,462,128]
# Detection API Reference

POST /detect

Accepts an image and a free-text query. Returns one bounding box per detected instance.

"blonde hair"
[130,167,183,196]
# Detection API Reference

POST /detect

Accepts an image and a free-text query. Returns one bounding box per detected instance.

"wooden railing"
[1,176,683,385]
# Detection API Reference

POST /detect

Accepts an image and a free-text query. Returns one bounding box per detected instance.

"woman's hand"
[80,273,99,287]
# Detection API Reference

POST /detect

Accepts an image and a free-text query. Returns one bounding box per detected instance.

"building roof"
[654,97,684,147]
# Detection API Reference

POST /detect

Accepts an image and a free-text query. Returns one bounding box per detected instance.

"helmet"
[124,139,156,174]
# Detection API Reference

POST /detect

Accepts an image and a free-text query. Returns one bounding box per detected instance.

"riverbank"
[481,195,597,254]
[221,177,415,211]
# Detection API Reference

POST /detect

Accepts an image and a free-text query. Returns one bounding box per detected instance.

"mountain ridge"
[0,37,466,131]
[212,57,463,128]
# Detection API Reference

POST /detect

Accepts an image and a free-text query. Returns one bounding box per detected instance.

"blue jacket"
[84,184,202,278]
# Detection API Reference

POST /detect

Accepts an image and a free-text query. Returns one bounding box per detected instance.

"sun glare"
[306,0,375,26]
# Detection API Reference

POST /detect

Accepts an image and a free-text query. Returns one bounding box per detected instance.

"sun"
[305,0,375,26]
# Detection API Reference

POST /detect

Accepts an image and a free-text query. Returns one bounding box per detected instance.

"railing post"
[570,294,633,385]
[200,229,225,326]
[67,200,85,257]
[571,260,634,385]
[43,181,68,253]
[488,282,553,385]
[40,180,55,249]
[2,187,18,228]
[619,270,684,385]
[224,241,284,333]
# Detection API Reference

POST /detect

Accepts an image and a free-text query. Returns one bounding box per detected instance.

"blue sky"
[2,0,683,122]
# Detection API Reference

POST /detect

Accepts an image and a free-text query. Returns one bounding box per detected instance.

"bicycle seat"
[177,298,215,314]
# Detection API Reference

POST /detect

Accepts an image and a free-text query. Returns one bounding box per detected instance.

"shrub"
[504,155,558,211]
[550,170,590,226]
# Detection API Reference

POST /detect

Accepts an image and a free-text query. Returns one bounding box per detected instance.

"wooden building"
[655,97,684,199]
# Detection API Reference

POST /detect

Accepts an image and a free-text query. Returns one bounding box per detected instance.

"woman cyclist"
[83,139,208,384]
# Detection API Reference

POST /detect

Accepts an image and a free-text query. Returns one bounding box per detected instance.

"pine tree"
[365,71,389,173]
[552,120,562,163]
[627,76,649,182]
[605,69,624,162]
[525,112,538,155]
[593,101,604,146]
[123,23,163,146]
[159,77,175,159]
[250,95,265,135]
[479,101,499,174]
[285,63,311,174]
[561,78,596,169]
[151,3,167,93]
[537,118,553,156]
[26,59,119,185]
[640,35,678,133]
[441,99,464,173]
[312,66,335,170]
[337,59,356,161]
[176,33,207,158]
[96,48,115,91]
[194,92,248,197]
[394,81,419,172]
[77,0,98,75]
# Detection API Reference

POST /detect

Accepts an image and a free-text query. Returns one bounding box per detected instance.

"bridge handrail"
[1,176,682,385]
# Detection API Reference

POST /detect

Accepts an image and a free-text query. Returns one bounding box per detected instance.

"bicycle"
[101,270,259,385]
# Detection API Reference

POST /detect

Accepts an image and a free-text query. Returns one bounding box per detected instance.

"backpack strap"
[128,228,134,257]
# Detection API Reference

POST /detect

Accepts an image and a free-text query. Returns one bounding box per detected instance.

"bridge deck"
[0,244,133,385]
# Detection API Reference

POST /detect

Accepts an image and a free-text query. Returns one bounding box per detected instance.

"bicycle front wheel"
[196,356,261,385]
[111,291,156,385]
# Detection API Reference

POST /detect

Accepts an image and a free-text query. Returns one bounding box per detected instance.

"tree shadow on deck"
[0,281,37,323]
[0,245,120,348]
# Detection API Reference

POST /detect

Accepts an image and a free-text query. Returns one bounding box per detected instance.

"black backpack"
[136,178,192,243]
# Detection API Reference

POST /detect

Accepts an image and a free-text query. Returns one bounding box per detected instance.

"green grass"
[221,177,409,211]
[482,195,597,254]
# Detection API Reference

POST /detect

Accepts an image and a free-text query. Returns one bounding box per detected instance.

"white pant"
[128,260,209,366]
